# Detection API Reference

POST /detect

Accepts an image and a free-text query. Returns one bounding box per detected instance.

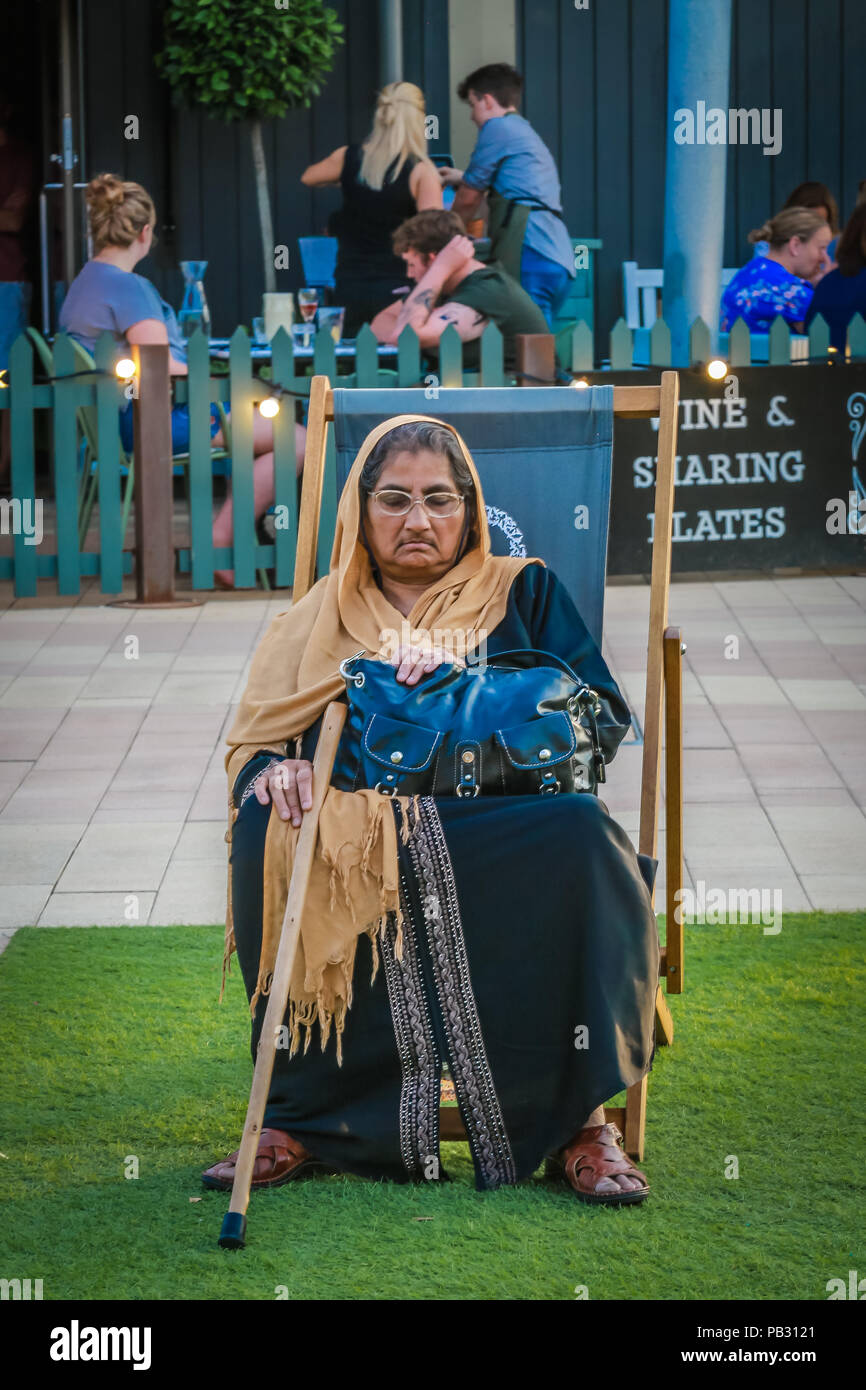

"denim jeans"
[520,246,571,327]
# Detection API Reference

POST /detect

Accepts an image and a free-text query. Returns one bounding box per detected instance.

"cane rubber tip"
[219,1212,247,1249]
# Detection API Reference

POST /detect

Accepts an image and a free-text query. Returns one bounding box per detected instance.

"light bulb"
[115,358,136,380]
[258,395,280,418]
[571,377,589,389]
[707,358,727,380]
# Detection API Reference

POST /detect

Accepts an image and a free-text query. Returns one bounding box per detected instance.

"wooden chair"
[622,260,738,330]
[619,261,813,365]
[550,237,603,338]
[291,373,684,1162]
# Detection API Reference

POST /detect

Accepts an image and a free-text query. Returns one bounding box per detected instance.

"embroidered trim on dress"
[380,881,441,1180]
[406,796,517,1189]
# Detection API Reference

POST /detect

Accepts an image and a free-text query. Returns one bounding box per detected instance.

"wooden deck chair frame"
[292,372,684,1163]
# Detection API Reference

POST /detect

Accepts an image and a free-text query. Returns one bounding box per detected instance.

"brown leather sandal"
[201,1127,331,1191]
[546,1122,650,1206]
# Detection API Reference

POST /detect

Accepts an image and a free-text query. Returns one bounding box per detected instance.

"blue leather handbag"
[331,648,611,798]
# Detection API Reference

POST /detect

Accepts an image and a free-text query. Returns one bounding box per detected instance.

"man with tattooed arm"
[370,208,547,369]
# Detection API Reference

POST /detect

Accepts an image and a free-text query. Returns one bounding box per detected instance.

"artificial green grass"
[1,914,863,1301]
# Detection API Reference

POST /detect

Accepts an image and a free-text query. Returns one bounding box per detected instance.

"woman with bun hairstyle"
[60,174,304,587]
[720,206,832,332]
[301,82,442,336]
[751,181,840,262]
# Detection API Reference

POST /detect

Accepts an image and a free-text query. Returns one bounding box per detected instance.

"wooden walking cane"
[218,700,348,1250]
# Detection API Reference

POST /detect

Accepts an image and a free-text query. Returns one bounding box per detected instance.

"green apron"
[486,192,532,282]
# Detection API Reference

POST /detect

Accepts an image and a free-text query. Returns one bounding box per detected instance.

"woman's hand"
[253,758,313,826]
[438,166,464,188]
[386,643,466,686]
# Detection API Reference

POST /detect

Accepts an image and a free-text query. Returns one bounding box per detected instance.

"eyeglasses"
[368,489,466,518]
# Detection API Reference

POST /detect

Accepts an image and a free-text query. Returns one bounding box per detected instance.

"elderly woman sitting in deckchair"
[204,416,658,1203]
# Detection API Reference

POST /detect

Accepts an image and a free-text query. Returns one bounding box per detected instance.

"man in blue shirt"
[442,63,575,326]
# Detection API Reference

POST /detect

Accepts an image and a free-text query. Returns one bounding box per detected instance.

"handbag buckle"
[374,781,397,796]
[455,744,480,797]
[339,650,369,688]
[539,771,561,794]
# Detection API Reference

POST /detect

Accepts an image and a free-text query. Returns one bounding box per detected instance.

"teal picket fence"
[598,309,866,370]
[1,311,864,598]
[0,321,508,598]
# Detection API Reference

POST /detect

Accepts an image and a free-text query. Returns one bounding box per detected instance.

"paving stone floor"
[0,574,864,952]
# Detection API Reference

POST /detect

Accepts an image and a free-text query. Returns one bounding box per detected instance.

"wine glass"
[297,288,319,323]
[317,307,345,344]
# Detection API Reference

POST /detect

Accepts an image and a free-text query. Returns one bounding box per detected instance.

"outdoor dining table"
[207,338,398,360]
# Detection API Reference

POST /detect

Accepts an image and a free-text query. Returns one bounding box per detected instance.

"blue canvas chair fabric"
[331,386,613,648]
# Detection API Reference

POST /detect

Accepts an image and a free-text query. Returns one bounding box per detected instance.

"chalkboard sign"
[599,365,866,574]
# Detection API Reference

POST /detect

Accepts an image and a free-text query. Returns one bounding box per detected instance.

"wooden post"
[131,344,175,603]
[515,334,556,385]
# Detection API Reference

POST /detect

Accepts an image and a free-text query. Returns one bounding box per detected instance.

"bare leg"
[580,1104,607,1128]
[212,421,306,586]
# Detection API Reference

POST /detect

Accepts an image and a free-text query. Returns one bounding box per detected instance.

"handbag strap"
[467,646,587,687]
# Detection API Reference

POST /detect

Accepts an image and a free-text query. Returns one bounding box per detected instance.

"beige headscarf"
[222,413,542,1060]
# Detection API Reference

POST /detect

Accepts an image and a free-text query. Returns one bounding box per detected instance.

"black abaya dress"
[228,565,659,1191]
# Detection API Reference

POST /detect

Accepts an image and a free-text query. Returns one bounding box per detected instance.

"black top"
[805,265,866,350]
[331,143,418,289]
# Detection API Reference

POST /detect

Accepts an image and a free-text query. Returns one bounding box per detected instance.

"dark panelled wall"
[82,0,864,338]
[517,0,866,340]
[82,0,448,334]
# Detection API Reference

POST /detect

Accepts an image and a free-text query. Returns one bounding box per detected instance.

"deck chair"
[293,373,684,1162]
[218,369,683,1246]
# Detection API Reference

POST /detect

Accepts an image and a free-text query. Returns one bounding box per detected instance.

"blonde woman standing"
[301,82,442,335]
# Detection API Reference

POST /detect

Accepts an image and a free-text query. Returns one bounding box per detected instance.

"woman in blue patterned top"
[720,207,832,332]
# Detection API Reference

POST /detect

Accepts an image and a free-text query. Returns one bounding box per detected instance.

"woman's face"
[788,223,832,278]
[363,447,471,587]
